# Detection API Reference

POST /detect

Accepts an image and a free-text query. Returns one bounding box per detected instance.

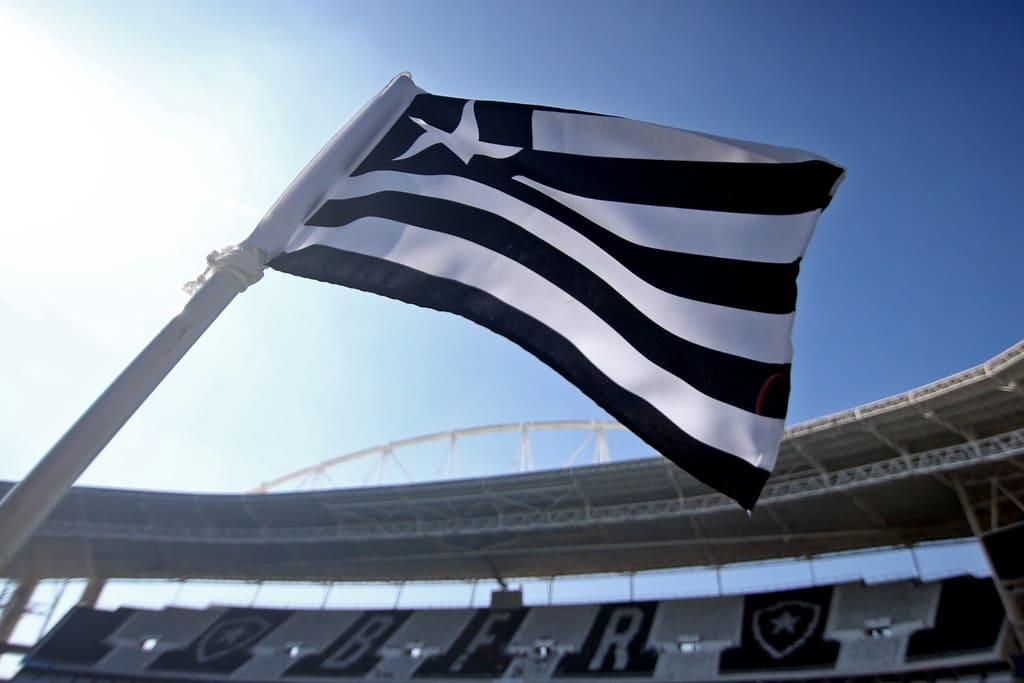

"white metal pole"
[0,73,421,572]
[0,244,264,573]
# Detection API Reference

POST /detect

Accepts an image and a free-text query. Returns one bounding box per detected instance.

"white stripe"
[246,74,423,258]
[514,175,820,264]
[290,171,795,364]
[295,218,782,471]
[531,109,831,164]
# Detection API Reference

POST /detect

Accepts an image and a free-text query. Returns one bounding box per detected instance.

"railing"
[37,427,1024,542]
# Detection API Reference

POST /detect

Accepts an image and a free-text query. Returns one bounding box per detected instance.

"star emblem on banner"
[394,100,521,164]
[195,616,273,663]
[752,600,821,660]
[770,610,799,634]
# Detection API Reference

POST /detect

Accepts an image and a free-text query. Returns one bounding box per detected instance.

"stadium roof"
[2,341,1022,582]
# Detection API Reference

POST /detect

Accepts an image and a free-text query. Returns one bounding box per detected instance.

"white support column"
[378,448,393,484]
[909,546,923,580]
[453,434,463,478]
[446,432,458,478]
[320,582,333,610]
[518,425,534,472]
[37,579,69,640]
[77,577,106,608]
[393,581,405,609]
[954,472,1024,662]
[0,577,37,647]
[595,426,610,464]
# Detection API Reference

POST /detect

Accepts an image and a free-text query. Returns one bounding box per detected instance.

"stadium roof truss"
[1,341,1022,585]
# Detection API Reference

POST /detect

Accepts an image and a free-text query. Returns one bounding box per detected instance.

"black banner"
[149,608,291,674]
[906,576,1004,660]
[983,523,1024,580]
[286,610,411,677]
[31,607,132,666]
[414,609,527,677]
[19,576,1008,682]
[719,586,838,672]
[555,602,658,676]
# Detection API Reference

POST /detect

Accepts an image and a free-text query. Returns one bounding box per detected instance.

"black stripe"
[355,95,843,215]
[360,143,840,216]
[270,245,771,509]
[306,192,792,418]
[489,170,803,314]
[309,189,800,315]
[513,154,842,215]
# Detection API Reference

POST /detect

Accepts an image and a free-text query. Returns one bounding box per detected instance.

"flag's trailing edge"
[248,75,844,509]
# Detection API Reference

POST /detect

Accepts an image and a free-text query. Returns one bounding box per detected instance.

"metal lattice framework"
[2,339,1024,665]
[26,427,1023,544]
[246,339,1024,496]
[1,340,1021,584]
[248,421,628,494]
[954,464,1024,653]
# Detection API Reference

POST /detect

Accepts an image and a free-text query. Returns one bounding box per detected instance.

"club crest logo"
[751,600,820,660]
[196,616,273,663]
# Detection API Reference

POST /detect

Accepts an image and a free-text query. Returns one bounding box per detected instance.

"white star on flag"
[394,100,521,164]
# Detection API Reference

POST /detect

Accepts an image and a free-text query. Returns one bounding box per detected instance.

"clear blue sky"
[1,0,1022,494]
[0,4,1014,661]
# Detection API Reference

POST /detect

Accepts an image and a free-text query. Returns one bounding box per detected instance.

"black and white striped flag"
[250,76,844,509]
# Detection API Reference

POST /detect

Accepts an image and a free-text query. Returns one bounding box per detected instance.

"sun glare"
[0,13,213,281]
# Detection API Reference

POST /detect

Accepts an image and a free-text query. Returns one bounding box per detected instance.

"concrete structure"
[2,340,1022,665]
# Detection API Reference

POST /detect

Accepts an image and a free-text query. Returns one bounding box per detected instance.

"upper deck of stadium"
[2,340,1022,582]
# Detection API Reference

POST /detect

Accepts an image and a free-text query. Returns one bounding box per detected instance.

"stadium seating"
[99,606,225,673]
[231,610,365,678]
[645,596,742,681]
[15,576,1008,682]
[826,580,941,635]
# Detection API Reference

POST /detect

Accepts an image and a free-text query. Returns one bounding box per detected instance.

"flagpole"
[0,244,265,573]
[0,73,421,572]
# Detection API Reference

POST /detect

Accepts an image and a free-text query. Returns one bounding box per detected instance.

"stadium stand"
[371,609,478,680]
[98,606,225,673]
[826,580,941,634]
[504,604,599,679]
[4,339,1022,680]
[12,576,1010,682]
[827,581,937,675]
[824,580,942,673]
[233,610,367,678]
[646,596,743,680]
[3,342,1022,588]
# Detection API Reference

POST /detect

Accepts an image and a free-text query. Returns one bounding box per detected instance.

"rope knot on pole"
[1,241,267,572]
[184,242,267,296]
